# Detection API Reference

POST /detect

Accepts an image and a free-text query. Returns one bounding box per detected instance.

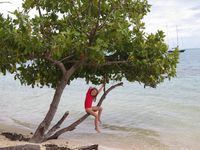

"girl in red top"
[85,84,104,133]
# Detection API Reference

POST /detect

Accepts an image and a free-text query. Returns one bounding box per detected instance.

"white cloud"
[0,1,22,16]
[144,0,200,49]
[1,0,199,48]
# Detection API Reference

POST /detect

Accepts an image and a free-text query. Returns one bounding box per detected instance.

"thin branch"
[59,55,74,62]
[98,4,115,31]
[98,82,123,106]
[43,111,69,140]
[93,0,101,35]
[88,0,101,45]
[35,0,50,40]
[35,0,42,17]
[83,60,129,67]
[64,59,83,79]
[67,18,82,33]
[45,56,67,75]
[63,60,129,66]
[46,82,123,140]
[47,114,89,140]
[102,60,128,66]
[71,1,82,28]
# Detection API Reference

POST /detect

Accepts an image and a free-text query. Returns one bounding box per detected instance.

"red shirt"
[84,87,96,108]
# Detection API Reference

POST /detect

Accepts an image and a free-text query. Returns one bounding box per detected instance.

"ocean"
[0,49,200,150]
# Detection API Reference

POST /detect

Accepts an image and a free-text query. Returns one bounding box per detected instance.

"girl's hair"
[90,88,98,102]
[91,87,98,93]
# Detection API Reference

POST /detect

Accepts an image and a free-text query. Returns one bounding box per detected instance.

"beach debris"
[0,144,40,150]
[44,144,70,150]
[44,144,98,150]
[72,144,98,150]
[1,132,30,141]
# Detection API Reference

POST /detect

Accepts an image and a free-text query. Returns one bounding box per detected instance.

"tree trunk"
[30,77,67,143]
[30,62,82,143]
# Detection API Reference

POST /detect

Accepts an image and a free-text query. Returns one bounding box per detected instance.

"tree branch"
[46,82,123,140]
[71,1,82,29]
[59,55,74,62]
[63,60,129,66]
[36,2,42,17]
[67,18,82,33]
[101,60,128,66]
[64,59,84,79]
[35,0,44,35]
[45,56,67,75]
[97,82,123,106]
[94,0,101,35]
[43,111,69,140]
[98,4,116,31]
[82,60,129,68]
[88,0,101,45]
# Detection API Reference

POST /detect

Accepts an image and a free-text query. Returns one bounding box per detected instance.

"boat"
[168,48,185,53]
[179,49,185,52]
[167,26,186,53]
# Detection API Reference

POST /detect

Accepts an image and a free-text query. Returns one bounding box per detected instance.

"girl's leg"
[85,108,100,133]
[94,117,100,133]
[92,106,103,123]
[98,107,103,123]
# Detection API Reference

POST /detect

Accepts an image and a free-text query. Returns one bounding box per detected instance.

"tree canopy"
[0,0,179,88]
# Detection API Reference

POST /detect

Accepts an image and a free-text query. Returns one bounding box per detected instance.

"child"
[84,84,104,133]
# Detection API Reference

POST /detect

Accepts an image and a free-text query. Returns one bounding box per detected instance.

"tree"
[0,0,179,143]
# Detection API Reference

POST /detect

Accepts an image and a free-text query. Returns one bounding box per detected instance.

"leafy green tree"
[0,0,179,143]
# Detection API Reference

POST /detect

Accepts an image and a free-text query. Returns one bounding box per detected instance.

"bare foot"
[95,128,101,133]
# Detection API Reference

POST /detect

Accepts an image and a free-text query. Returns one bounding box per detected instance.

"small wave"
[102,123,160,137]
[99,145,123,150]
[11,118,35,129]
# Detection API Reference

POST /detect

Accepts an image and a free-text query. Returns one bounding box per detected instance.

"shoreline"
[0,122,122,150]
[0,123,68,149]
[0,121,170,150]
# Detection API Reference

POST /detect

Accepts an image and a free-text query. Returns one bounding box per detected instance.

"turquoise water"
[0,49,200,149]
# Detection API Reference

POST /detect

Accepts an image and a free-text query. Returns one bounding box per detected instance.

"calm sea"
[0,49,200,150]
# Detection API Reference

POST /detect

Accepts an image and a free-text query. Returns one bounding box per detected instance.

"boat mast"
[176,25,179,48]
[166,25,170,49]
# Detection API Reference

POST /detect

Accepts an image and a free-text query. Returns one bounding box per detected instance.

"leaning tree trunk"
[30,77,67,143]
[30,62,81,143]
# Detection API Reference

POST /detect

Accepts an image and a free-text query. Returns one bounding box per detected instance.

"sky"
[144,0,200,49]
[0,0,200,49]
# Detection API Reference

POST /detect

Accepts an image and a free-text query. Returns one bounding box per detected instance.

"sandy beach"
[0,122,163,150]
[0,123,122,150]
[0,123,90,150]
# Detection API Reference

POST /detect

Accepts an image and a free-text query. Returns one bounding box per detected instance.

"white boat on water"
[167,26,186,53]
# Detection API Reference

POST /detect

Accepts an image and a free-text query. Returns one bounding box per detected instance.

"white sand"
[0,123,85,149]
[0,123,122,150]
